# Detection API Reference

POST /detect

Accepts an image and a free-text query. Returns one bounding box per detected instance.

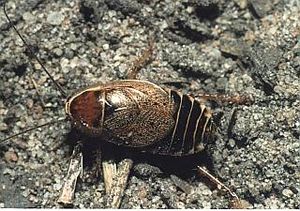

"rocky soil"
[0,0,299,208]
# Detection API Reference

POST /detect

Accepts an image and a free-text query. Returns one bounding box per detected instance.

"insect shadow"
[67,127,216,180]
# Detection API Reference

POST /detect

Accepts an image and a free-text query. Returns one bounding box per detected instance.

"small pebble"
[234,0,248,9]
[249,0,273,18]
[282,188,294,198]
[4,151,18,163]
[0,122,8,131]
[53,48,63,57]
[202,189,212,196]
[26,98,34,109]
[103,44,110,50]
[22,189,30,198]
[228,139,236,148]
[47,11,64,25]
[202,201,212,209]
[53,183,62,191]
[22,12,35,22]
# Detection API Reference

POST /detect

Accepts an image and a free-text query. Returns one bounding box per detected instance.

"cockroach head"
[65,89,104,136]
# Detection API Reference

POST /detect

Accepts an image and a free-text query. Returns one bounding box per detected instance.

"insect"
[65,77,249,156]
[65,80,214,156]
[2,2,251,208]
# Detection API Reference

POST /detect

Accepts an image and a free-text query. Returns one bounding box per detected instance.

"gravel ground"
[0,0,299,208]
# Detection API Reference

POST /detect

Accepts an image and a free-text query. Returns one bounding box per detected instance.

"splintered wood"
[58,146,83,206]
[104,158,133,208]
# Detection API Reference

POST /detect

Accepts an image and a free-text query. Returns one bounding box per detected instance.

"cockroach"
[65,77,250,156]
[2,3,251,208]
[65,80,214,156]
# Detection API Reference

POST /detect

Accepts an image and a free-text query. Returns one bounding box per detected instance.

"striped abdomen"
[146,90,214,156]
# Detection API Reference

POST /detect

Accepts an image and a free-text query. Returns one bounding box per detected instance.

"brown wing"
[103,108,174,147]
[101,80,175,147]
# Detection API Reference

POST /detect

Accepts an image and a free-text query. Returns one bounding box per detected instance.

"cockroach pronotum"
[2,2,252,208]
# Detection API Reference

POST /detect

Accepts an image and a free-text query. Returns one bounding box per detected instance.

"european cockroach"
[65,80,214,156]
[2,3,251,208]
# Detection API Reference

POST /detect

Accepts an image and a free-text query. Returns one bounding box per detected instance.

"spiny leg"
[126,37,155,80]
[58,144,83,206]
[29,77,47,108]
[95,149,103,179]
[194,93,254,105]
[197,166,246,209]
[226,108,238,139]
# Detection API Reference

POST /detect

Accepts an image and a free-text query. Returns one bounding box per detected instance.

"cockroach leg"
[105,158,133,208]
[57,144,83,206]
[197,166,242,208]
[126,37,155,79]
[227,108,238,140]
[160,80,190,87]
[29,77,47,108]
[91,148,103,180]
[194,93,254,105]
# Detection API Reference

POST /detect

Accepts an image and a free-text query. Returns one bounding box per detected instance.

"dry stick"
[197,166,242,206]
[105,158,133,208]
[58,146,83,205]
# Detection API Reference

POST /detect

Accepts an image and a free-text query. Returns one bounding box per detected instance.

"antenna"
[2,4,68,144]
[3,3,67,98]
[0,118,67,146]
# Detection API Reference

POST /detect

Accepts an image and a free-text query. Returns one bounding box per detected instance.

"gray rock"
[282,188,294,198]
[249,0,274,18]
[46,11,64,25]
